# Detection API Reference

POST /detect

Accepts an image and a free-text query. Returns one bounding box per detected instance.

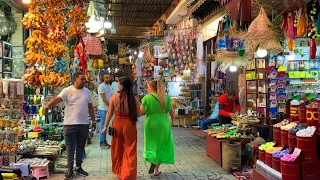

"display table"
[206,134,225,166]
[206,134,250,166]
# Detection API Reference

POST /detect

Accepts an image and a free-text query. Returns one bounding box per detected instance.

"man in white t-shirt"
[43,72,96,180]
[98,74,112,148]
[111,76,119,94]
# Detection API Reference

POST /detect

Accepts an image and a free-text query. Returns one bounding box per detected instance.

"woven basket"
[244,7,283,55]
[216,50,252,68]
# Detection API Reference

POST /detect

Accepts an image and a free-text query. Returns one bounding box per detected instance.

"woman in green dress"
[140,79,175,176]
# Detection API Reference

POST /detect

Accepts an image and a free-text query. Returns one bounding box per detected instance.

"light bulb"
[256,47,268,58]
[229,65,237,72]
[22,0,31,4]
[104,21,112,29]
[85,16,101,33]
[134,51,137,55]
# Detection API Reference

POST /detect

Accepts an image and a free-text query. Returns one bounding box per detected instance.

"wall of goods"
[0,0,107,178]
[254,3,320,179]
[131,25,207,126]
[201,1,320,179]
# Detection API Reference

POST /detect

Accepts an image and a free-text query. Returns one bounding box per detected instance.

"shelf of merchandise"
[245,58,271,140]
[0,41,13,78]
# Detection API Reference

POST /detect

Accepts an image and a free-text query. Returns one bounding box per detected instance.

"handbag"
[108,127,115,136]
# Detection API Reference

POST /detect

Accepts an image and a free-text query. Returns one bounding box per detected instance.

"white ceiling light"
[256,46,268,58]
[104,21,112,29]
[229,65,238,72]
[86,15,101,33]
[22,0,31,4]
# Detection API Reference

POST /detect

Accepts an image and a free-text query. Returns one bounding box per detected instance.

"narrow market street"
[50,118,236,180]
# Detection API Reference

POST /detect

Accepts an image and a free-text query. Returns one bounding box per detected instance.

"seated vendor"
[198,92,222,130]
[218,89,241,125]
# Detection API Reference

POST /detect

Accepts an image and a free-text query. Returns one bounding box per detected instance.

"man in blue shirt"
[199,92,221,130]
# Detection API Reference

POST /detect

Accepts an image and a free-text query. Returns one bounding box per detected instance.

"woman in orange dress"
[102,77,141,180]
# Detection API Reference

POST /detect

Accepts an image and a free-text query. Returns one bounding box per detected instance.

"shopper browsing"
[111,76,119,94]
[98,74,113,148]
[43,72,96,180]
[218,90,241,125]
[140,78,175,176]
[101,77,141,180]
[198,91,222,130]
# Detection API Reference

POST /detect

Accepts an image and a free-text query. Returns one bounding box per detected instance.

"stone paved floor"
[48,118,236,180]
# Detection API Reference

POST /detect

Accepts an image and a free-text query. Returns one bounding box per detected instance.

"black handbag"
[108,127,115,136]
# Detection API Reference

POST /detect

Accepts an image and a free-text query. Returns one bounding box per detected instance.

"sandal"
[148,164,156,174]
[154,172,161,176]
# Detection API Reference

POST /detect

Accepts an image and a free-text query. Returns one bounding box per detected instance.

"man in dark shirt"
[218,90,241,125]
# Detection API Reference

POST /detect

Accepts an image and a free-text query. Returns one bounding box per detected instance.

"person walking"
[98,74,113,148]
[102,77,141,180]
[43,72,96,179]
[140,78,175,176]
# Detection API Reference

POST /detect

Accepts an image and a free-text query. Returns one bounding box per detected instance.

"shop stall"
[169,0,320,179]
[248,1,320,180]
[0,0,106,178]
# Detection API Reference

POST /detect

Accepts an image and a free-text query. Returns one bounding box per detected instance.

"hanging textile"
[224,0,251,23]
[83,35,103,55]
[197,33,205,77]
[87,1,98,16]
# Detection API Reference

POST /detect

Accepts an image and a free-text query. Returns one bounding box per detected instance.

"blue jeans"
[98,109,108,143]
[199,118,219,130]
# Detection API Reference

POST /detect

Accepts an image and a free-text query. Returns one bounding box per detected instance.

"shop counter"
[206,134,250,166]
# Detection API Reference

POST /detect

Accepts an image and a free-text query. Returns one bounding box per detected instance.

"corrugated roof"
[97,0,173,40]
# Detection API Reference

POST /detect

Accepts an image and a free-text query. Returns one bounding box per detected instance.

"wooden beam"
[108,9,165,13]
[114,24,155,27]
[108,2,171,5]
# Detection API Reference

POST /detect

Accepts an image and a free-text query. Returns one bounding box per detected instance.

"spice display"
[280,122,297,130]
[296,126,316,137]
[272,148,291,158]
[273,119,290,127]
[280,148,301,162]
[259,142,275,150]
[289,124,307,133]
[265,146,283,154]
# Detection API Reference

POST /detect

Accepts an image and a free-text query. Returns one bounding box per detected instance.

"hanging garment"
[83,36,103,56]
[197,33,205,77]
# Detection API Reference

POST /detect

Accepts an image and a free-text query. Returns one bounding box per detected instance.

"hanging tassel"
[224,14,229,31]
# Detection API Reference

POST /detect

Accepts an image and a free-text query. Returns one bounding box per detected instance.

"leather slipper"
[148,164,156,174]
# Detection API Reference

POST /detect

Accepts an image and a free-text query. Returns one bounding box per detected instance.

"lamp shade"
[256,47,268,58]
[229,65,238,72]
